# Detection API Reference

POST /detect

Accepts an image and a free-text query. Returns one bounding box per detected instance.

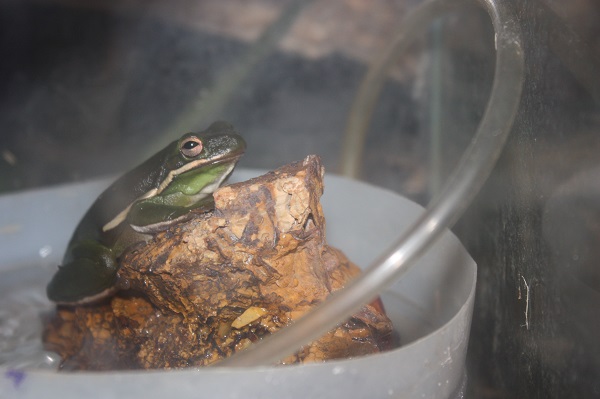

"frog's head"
[102,121,246,233]
[159,121,246,202]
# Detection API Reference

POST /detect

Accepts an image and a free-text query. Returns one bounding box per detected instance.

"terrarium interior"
[1,0,600,398]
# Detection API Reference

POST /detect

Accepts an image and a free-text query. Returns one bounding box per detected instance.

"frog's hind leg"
[46,240,119,305]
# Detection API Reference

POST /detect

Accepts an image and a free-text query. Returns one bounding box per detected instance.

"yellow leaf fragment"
[231,306,268,329]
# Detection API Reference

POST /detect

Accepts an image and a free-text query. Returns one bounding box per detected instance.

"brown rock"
[43,155,394,370]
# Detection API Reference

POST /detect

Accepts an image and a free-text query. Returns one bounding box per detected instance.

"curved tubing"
[218,0,524,367]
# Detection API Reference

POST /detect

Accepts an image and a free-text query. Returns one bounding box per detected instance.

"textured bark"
[43,155,394,370]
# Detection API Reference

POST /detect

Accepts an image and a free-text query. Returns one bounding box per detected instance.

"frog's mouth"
[102,154,243,233]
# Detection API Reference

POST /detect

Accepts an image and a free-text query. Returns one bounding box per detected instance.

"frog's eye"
[180,137,203,158]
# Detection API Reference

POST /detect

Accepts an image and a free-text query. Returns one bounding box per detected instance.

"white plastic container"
[0,170,475,398]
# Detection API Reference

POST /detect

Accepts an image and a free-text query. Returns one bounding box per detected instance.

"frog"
[46,121,246,305]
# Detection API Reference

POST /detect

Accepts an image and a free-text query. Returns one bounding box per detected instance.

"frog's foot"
[47,243,119,305]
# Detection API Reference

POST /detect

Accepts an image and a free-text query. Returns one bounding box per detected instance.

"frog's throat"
[102,158,238,233]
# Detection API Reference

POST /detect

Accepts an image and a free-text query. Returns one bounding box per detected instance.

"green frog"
[46,121,246,305]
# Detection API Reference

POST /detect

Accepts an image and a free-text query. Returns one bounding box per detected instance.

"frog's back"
[66,147,173,252]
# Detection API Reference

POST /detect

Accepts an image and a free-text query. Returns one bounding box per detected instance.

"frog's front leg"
[46,240,119,304]
[127,196,215,233]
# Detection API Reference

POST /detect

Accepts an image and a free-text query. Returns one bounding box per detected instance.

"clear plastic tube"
[217,0,524,367]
